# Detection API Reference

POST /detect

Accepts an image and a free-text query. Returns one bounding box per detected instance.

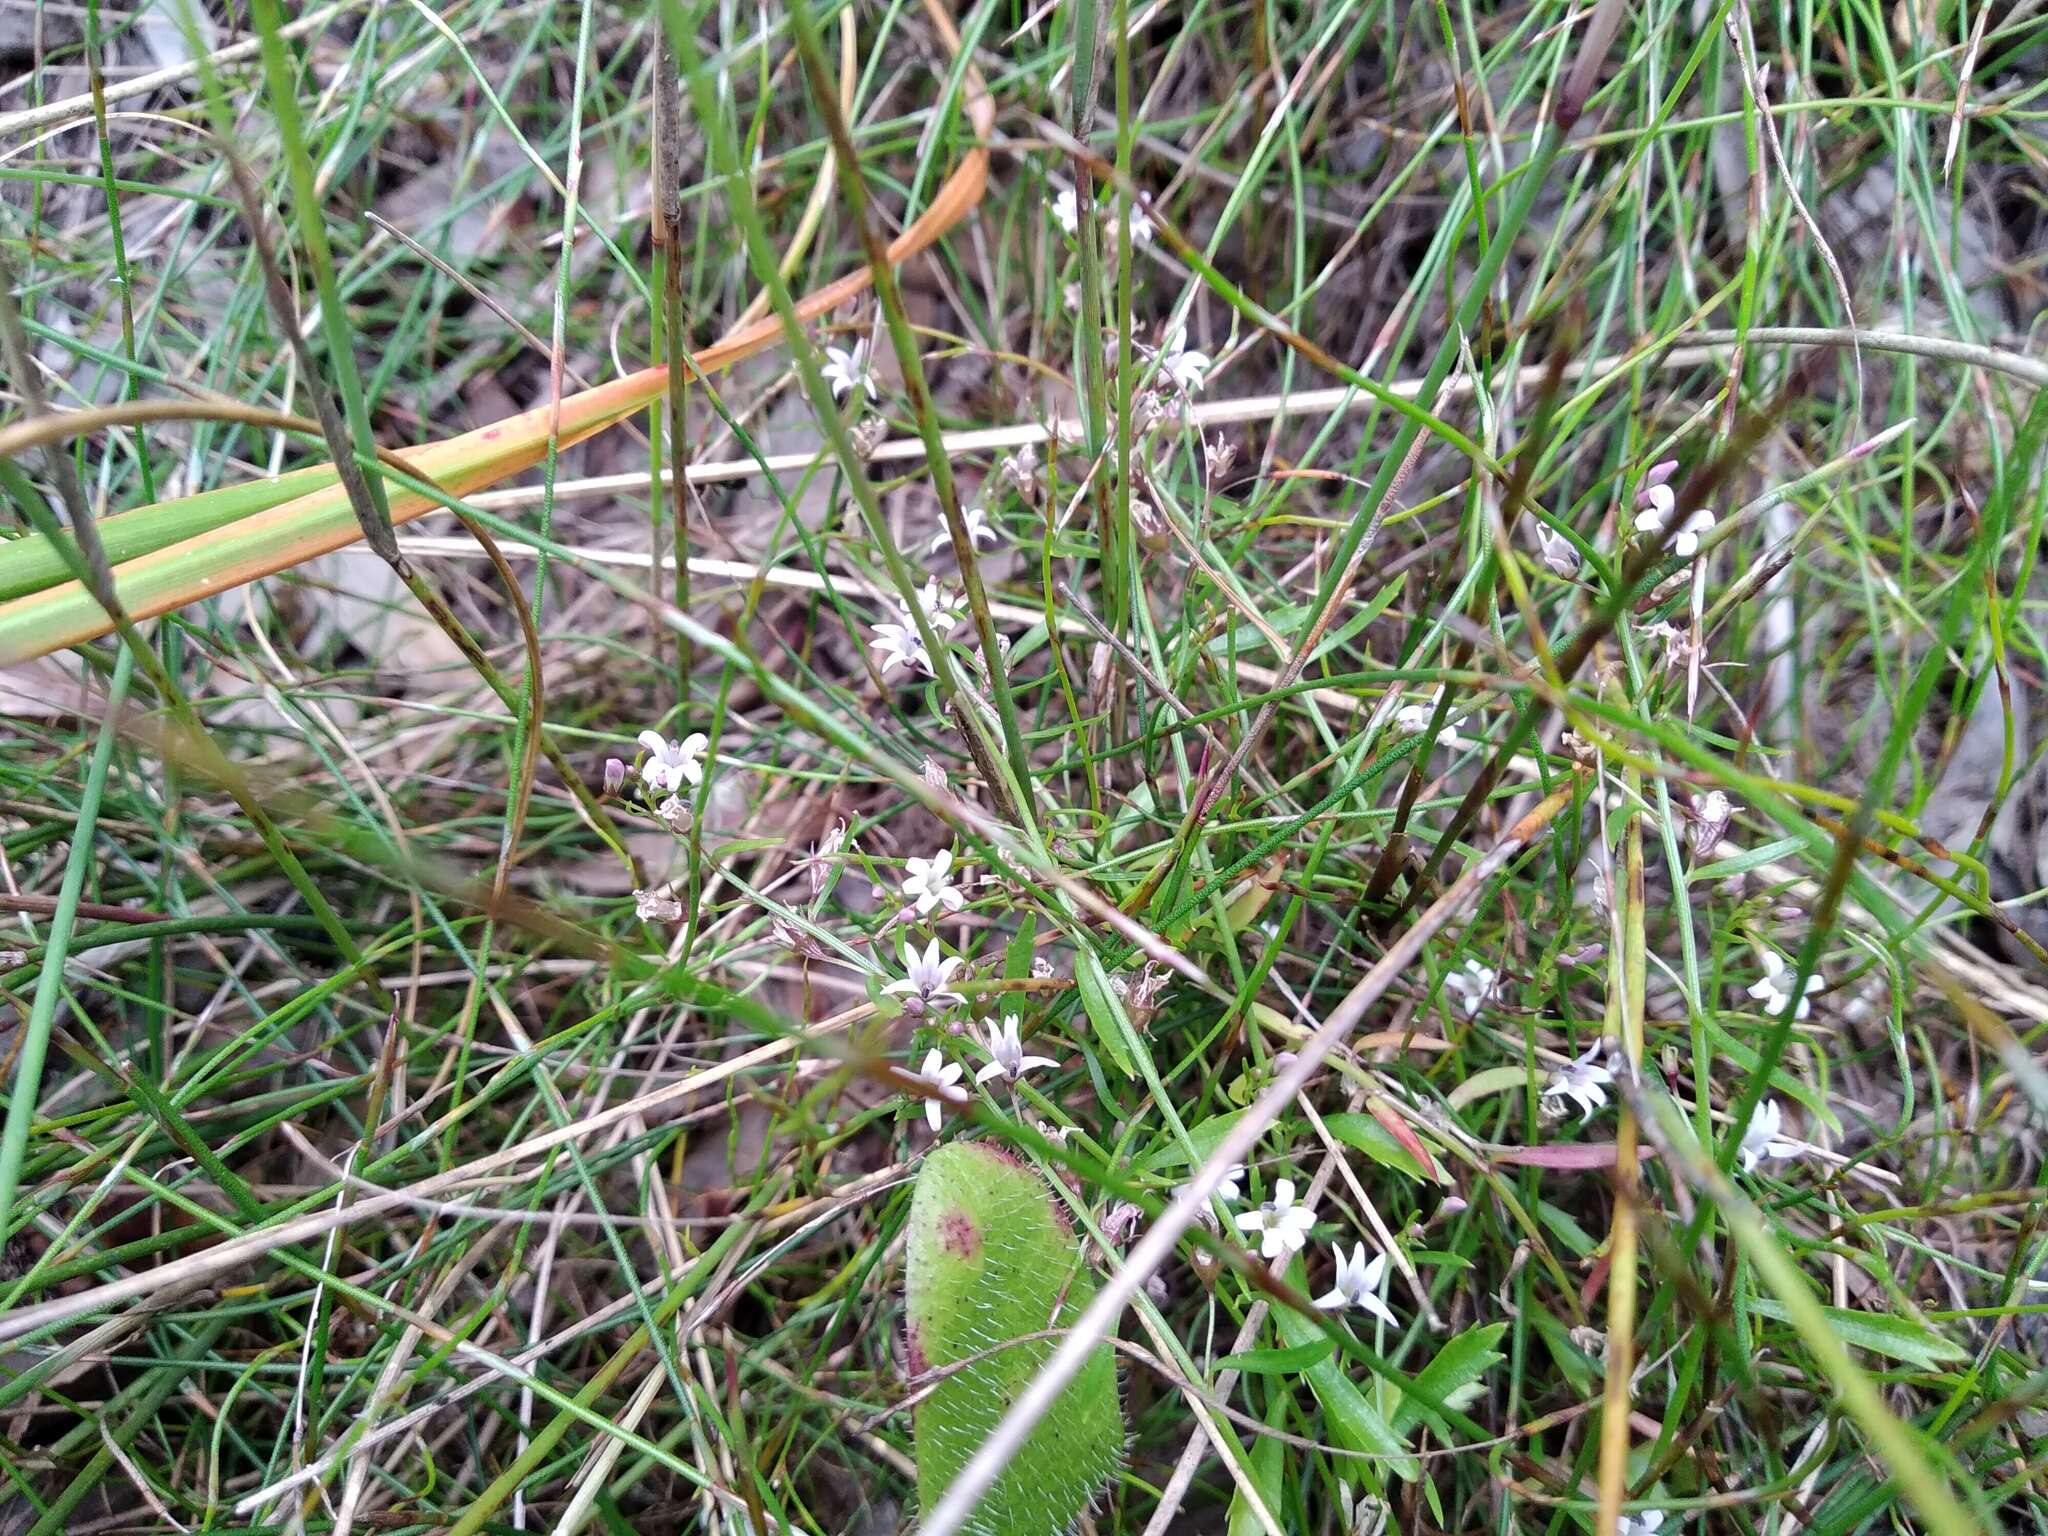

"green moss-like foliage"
[906,1142,1124,1536]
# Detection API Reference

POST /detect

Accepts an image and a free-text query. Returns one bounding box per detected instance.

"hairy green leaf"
[906,1142,1123,1535]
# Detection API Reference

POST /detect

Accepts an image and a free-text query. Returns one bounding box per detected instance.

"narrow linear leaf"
[1746,1300,1967,1371]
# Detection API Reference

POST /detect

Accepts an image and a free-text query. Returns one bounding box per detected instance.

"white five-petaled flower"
[822,340,878,402]
[1747,951,1821,1020]
[1175,1163,1246,1206]
[975,1015,1060,1085]
[928,506,999,552]
[901,848,967,918]
[1051,186,1080,236]
[1119,197,1155,246]
[907,1047,966,1133]
[1234,1177,1317,1260]
[1618,1512,1668,1536]
[870,620,934,679]
[1154,326,1211,396]
[1738,1098,1801,1173]
[1542,1040,1614,1125]
[1637,483,1716,558]
[637,730,707,794]
[1443,959,1498,1018]
[1393,694,1457,747]
[911,578,965,634]
[1535,523,1581,577]
[1314,1241,1397,1326]
[885,937,966,1010]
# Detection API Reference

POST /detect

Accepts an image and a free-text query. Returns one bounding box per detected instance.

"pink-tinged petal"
[974,1061,1006,1085]
[637,729,666,755]
[925,1099,942,1134]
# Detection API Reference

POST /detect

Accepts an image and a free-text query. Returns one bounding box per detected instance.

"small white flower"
[1535,523,1580,577]
[911,578,965,634]
[1618,1512,1667,1536]
[974,1014,1060,1085]
[1174,1163,1245,1206]
[1542,1040,1613,1125]
[885,937,966,1010]
[901,847,967,918]
[1637,484,1716,558]
[907,1047,966,1133]
[1393,695,1456,747]
[1747,951,1821,1020]
[632,887,683,923]
[1443,959,1497,1018]
[928,506,999,552]
[869,620,934,679]
[1154,326,1211,396]
[1119,197,1154,246]
[1314,1241,1396,1326]
[822,340,878,402]
[1738,1098,1801,1173]
[1233,1176,1317,1260]
[636,730,707,795]
[1052,186,1080,236]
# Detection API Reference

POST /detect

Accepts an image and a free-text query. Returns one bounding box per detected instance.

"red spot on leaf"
[906,1324,927,1377]
[940,1210,981,1261]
